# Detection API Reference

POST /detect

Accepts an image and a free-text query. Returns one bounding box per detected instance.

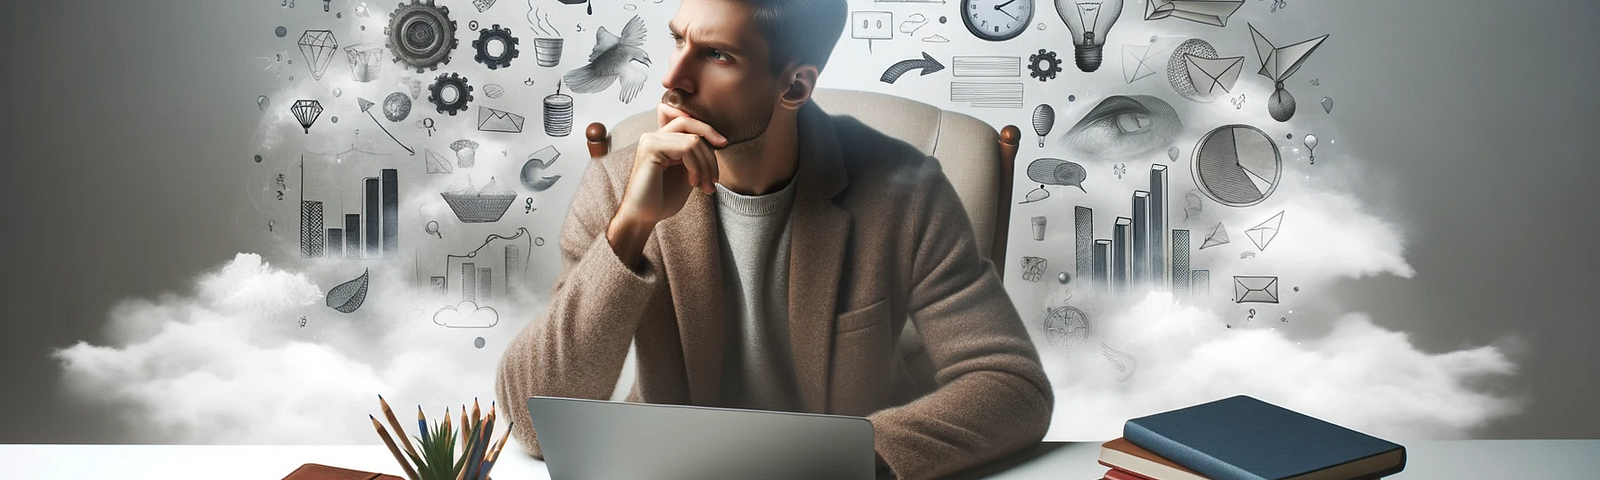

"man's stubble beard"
[661,88,775,157]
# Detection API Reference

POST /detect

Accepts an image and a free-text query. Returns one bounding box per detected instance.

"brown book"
[281,463,406,480]
[1099,437,1214,480]
[1103,466,1157,480]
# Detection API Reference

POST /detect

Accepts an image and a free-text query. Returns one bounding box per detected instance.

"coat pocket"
[835,298,888,334]
[830,298,892,415]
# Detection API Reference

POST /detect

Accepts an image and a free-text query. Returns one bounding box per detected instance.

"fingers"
[657,103,728,148]
[638,131,718,195]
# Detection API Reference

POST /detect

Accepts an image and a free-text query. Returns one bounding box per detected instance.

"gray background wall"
[2,0,1596,443]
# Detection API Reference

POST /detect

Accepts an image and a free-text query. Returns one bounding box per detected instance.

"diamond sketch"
[298,30,339,81]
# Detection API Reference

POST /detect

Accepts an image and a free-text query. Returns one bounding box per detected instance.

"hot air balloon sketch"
[1249,23,1328,122]
[1032,104,1055,148]
[326,269,370,313]
[291,100,323,133]
[1304,133,1318,164]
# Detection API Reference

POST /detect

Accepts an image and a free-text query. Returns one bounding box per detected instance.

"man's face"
[662,0,785,147]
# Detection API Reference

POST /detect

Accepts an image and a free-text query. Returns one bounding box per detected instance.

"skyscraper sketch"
[382,169,398,256]
[298,158,324,259]
[345,214,361,258]
[1093,239,1111,296]
[1071,164,1204,300]
[1113,217,1132,295]
[1132,191,1151,289]
[1150,165,1170,291]
[298,158,400,259]
[1192,269,1211,296]
[1075,207,1094,290]
[1173,229,1191,302]
[364,177,380,257]
[462,262,477,304]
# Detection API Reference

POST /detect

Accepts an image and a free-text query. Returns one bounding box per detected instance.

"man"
[495,0,1053,477]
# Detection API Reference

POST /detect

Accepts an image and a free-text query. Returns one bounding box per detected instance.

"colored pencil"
[417,405,430,445]
[379,395,422,461]
[371,414,422,480]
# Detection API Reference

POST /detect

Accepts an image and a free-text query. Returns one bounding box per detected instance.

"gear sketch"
[428,72,474,116]
[472,24,520,70]
[387,0,460,73]
[1028,49,1062,82]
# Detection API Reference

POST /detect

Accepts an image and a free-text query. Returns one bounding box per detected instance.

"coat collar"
[654,101,851,412]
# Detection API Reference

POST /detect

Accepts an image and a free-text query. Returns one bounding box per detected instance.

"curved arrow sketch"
[358,97,416,155]
[880,52,945,84]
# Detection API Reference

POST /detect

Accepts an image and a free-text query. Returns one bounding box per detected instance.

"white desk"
[5,440,1597,479]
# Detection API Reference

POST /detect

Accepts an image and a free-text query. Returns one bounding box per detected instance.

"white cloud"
[55,253,541,443]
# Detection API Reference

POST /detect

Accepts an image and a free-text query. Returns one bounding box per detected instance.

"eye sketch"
[386,0,460,73]
[563,15,651,103]
[1059,95,1182,160]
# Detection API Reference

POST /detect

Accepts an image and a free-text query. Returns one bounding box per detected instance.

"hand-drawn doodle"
[434,301,499,328]
[1031,216,1048,241]
[382,92,412,122]
[1143,0,1243,27]
[400,76,424,99]
[922,34,950,43]
[1303,134,1318,164]
[1060,95,1182,160]
[450,139,479,167]
[1027,49,1062,81]
[332,88,343,98]
[1180,54,1244,102]
[358,97,416,155]
[1321,96,1333,114]
[474,337,487,348]
[1121,43,1157,83]
[898,13,929,35]
[543,82,575,136]
[291,100,324,133]
[1113,163,1126,179]
[1043,306,1090,353]
[1240,251,1256,259]
[1268,0,1287,13]
[524,197,535,213]
[473,0,497,12]
[326,269,371,313]
[386,0,460,73]
[276,26,288,38]
[425,220,443,238]
[427,72,474,115]
[1192,124,1281,207]
[1233,275,1279,303]
[1021,157,1088,204]
[477,107,526,133]
[564,15,650,103]
[852,11,893,51]
[425,150,451,174]
[1230,93,1247,109]
[519,145,563,192]
[1200,221,1229,249]
[1021,256,1048,282]
[473,24,521,70]
[880,53,945,84]
[258,95,270,110]
[1102,342,1137,381]
[1249,24,1328,122]
[355,2,370,16]
[1055,0,1123,72]
[345,45,384,83]
[950,82,1023,108]
[433,227,533,306]
[483,84,506,98]
[528,6,565,67]
[1168,146,1180,162]
[418,117,436,136]
[1059,272,1072,284]
[442,176,517,223]
[960,0,1033,42]
[953,56,1021,77]
[1245,210,1283,251]
[298,30,339,81]
[1031,104,1055,148]
[1166,38,1218,102]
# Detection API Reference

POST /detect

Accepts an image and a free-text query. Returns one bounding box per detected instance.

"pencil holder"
[370,395,510,480]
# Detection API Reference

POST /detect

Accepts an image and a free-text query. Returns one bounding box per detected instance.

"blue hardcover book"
[1124,395,1406,480]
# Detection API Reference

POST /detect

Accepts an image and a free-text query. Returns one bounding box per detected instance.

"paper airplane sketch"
[1021,257,1047,282]
[477,107,526,133]
[1233,275,1279,304]
[325,269,370,313]
[519,145,563,192]
[880,52,944,84]
[1246,210,1284,251]
[441,176,517,223]
[1102,342,1137,382]
[1143,0,1244,27]
[1200,221,1230,249]
[950,82,1023,108]
[357,97,415,155]
[1121,43,1158,83]
[425,149,453,174]
[298,30,338,81]
[1043,306,1091,354]
[1181,54,1244,102]
[1250,24,1329,122]
[1060,95,1182,160]
[563,15,650,103]
[1192,124,1282,207]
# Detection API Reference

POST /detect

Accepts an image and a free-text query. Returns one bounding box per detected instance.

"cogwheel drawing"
[428,72,474,116]
[1028,49,1062,82]
[472,24,520,70]
[387,0,459,73]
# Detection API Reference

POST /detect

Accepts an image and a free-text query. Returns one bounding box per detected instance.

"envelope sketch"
[1245,210,1283,251]
[1122,43,1158,84]
[1144,0,1244,27]
[477,106,526,133]
[1183,54,1243,102]
[1233,275,1279,303]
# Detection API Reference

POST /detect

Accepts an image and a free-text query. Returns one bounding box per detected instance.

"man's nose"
[661,49,695,94]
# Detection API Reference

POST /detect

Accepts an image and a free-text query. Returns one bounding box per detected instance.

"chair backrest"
[593,88,1017,276]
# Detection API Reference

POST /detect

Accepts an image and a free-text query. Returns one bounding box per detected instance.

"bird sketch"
[562,15,651,103]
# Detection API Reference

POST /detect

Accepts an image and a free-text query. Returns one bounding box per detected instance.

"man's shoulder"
[827,114,946,195]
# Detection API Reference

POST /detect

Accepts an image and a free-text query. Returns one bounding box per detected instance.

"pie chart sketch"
[1192,124,1281,207]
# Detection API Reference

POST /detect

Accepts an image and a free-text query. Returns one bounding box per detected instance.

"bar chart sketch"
[1075,164,1210,299]
[298,158,401,259]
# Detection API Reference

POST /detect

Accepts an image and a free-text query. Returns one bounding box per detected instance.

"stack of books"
[1098,395,1407,480]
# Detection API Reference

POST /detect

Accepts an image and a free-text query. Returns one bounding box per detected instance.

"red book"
[1099,437,1214,480]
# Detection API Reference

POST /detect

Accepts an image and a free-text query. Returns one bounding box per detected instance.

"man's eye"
[707,49,725,60]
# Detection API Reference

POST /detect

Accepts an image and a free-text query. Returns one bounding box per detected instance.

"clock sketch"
[963,0,1034,42]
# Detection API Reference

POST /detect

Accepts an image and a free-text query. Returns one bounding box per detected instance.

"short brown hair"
[743,0,847,76]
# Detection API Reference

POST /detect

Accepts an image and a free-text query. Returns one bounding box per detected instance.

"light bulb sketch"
[1054,0,1124,72]
[1303,134,1318,164]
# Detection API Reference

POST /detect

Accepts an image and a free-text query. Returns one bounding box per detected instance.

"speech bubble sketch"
[433,301,499,328]
[851,11,892,53]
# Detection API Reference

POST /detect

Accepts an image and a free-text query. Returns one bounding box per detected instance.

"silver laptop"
[527,396,876,480]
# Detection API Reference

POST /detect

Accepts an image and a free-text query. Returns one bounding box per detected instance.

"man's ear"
[778,64,819,111]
